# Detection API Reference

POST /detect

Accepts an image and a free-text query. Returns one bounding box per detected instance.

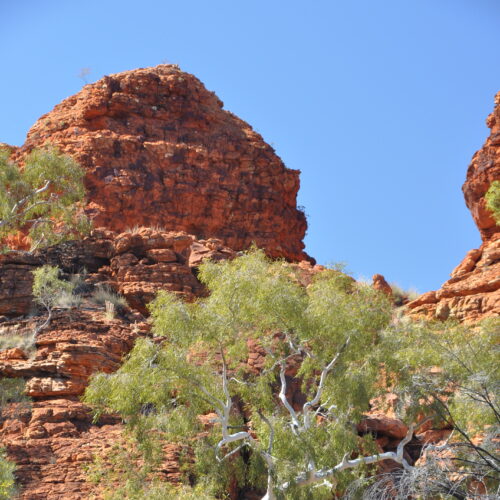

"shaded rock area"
[13,65,309,262]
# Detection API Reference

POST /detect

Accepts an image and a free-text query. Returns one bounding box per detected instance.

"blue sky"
[1,0,499,292]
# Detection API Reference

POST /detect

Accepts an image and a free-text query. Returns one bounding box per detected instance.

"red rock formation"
[0,311,139,499]
[0,252,39,317]
[463,91,500,242]
[372,274,393,297]
[407,235,500,322]
[16,65,309,262]
[408,94,500,322]
[0,228,236,318]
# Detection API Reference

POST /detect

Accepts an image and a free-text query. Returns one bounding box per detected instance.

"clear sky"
[1,0,500,292]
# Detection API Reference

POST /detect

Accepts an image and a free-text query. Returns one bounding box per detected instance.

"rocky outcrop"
[463,91,500,242]
[0,228,236,318]
[372,274,393,296]
[0,311,140,499]
[407,235,500,322]
[408,94,500,323]
[0,252,40,317]
[15,65,309,262]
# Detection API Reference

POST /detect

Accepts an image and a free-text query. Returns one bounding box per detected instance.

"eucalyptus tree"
[32,265,76,334]
[0,147,90,251]
[85,249,420,499]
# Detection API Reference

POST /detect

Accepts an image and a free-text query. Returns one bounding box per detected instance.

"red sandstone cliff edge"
[14,65,309,262]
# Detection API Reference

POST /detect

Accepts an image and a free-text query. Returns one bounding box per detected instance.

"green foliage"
[0,147,91,251]
[0,449,16,500]
[485,180,500,224]
[32,265,74,313]
[84,250,499,497]
[85,439,219,500]
[85,249,393,498]
[378,316,500,497]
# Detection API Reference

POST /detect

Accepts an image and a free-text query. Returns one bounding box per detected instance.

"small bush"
[32,265,74,313]
[485,180,500,224]
[0,448,16,500]
[69,269,93,295]
[0,332,36,356]
[55,290,83,309]
[91,286,128,309]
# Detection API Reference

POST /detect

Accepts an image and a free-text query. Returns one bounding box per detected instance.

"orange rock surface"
[0,228,236,318]
[0,311,138,499]
[408,94,500,322]
[463,91,500,242]
[15,65,309,262]
[407,235,500,321]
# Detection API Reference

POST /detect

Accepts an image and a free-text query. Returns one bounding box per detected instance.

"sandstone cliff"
[408,94,500,322]
[1,66,498,498]
[15,65,309,262]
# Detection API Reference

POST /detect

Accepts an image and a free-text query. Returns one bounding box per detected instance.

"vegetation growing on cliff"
[0,148,90,251]
[0,449,16,500]
[83,250,499,499]
[85,250,391,498]
[32,265,76,333]
[0,379,28,499]
[485,180,500,224]
[348,317,500,499]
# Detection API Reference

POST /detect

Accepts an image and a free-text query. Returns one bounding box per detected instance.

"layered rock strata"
[0,311,139,499]
[14,65,309,262]
[0,228,236,318]
[408,94,500,322]
[407,235,500,322]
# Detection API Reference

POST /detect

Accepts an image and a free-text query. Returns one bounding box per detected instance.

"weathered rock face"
[0,311,139,499]
[0,226,241,499]
[0,252,40,317]
[407,235,500,322]
[0,228,236,318]
[408,95,500,323]
[463,91,500,242]
[372,274,392,297]
[17,65,309,262]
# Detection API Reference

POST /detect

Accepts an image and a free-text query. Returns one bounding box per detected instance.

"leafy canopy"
[0,147,90,250]
[84,250,500,498]
[85,249,394,498]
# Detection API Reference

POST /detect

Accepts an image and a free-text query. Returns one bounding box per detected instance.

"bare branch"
[302,337,350,429]
[279,423,417,493]
[278,360,300,430]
